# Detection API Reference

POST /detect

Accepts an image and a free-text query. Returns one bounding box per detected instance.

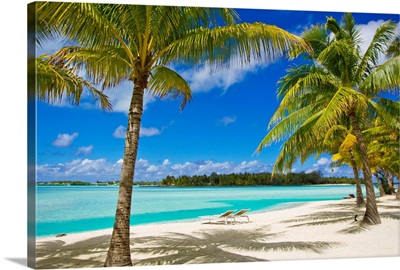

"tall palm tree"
[256,14,399,225]
[36,2,309,266]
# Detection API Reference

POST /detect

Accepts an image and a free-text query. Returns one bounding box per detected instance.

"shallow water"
[36,185,372,236]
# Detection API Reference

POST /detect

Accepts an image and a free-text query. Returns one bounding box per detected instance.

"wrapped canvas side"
[27,2,38,269]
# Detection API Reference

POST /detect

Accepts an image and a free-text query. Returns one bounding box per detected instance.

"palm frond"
[367,99,400,130]
[162,22,310,68]
[317,39,359,84]
[36,55,112,110]
[256,104,322,153]
[148,66,192,110]
[338,133,357,153]
[289,24,329,59]
[273,70,338,123]
[355,21,397,82]
[51,46,133,91]
[37,2,134,61]
[316,87,368,130]
[386,35,400,59]
[360,56,400,96]
[268,110,324,173]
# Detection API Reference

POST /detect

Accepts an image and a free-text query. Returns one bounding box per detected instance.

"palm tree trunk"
[349,150,365,207]
[373,172,386,197]
[384,170,395,195]
[396,186,400,200]
[104,81,145,266]
[349,112,381,225]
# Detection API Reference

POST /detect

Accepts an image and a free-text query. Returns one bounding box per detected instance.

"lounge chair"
[200,210,236,225]
[232,209,250,224]
[343,194,355,199]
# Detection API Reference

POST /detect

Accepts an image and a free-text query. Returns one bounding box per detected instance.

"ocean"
[35,185,374,237]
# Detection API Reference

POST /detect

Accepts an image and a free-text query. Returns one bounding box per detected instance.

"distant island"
[160,171,357,186]
[36,180,120,186]
[37,171,358,187]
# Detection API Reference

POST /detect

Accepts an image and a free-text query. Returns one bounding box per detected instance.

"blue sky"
[35,6,399,182]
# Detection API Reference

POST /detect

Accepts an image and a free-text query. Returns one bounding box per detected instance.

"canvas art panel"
[27,0,400,269]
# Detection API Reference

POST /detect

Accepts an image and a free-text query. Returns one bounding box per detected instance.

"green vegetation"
[161,171,357,186]
[37,180,92,186]
[37,180,120,186]
[256,13,399,224]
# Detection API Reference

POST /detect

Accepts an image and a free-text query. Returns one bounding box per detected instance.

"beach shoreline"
[36,195,400,269]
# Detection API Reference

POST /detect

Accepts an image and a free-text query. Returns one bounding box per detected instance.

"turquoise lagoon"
[36,185,374,237]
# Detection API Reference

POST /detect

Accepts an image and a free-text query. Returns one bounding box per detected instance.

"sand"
[35,195,400,269]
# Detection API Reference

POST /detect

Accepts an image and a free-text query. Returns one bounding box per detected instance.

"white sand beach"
[36,195,400,269]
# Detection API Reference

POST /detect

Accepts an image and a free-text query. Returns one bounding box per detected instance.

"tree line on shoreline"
[160,171,358,186]
[37,171,359,187]
[37,180,120,186]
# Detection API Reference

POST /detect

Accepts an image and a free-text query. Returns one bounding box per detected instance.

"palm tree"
[365,124,400,194]
[256,13,399,225]
[36,2,309,266]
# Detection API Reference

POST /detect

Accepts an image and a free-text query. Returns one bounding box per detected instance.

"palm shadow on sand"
[36,235,111,269]
[36,226,339,268]
[280,200,400,234]
[131,226,339,266]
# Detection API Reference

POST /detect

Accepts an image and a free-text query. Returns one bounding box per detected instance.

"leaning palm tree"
[256,13,399,225]
[36,2,309,266]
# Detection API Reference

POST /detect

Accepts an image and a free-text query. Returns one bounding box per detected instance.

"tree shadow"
[131,226,340,266]
[36,235,111,269]
[279,200,400,235]
[380,212,400,220]
[281,210,357,227]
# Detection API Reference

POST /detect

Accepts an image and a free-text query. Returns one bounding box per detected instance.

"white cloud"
[104,82,156,114]
[179,59,268,93]
[51,132,79,147]
[37,157,273,182]
[114,125,162,138]
[162,159,171,166]
[219,116,237,126]
[140,127,161,137]
[305,157,354,177]
[113,125,126,139]
[75,145,93,156]
[37,158,122,180]
[306,157,331,173]
[37,155,357,182]
[146,165,159,173]
[358,20,400,65]
[317,157,330,166]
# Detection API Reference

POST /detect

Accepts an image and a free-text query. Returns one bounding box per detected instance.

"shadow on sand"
[36,226,339,268]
